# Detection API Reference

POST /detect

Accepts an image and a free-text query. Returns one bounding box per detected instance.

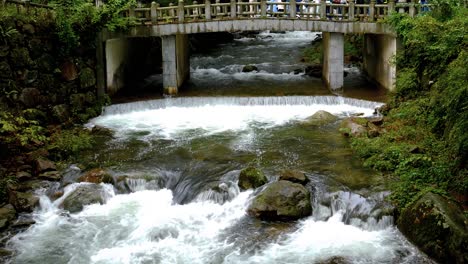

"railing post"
[409,0,415,17]
[215,0,220,16]
[261,0,267,17]
[205,0,211,20]
[95,0,103,7]
[151,2,158,24]
[349,0,355,21]
[238,0,243,16]
[320,0,326,19]
[231,0,237,17]
[369,0,375,21]
[388,0,395,14]
[178,0,185,22]
[290,0,296,18]
[398,0,406,13]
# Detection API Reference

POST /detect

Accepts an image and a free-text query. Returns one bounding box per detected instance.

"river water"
[7,32,433,263]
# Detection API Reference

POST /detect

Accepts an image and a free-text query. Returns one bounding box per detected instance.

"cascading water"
[6,32,434,264]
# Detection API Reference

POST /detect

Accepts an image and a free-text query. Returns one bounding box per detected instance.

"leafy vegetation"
[351,4,467,209]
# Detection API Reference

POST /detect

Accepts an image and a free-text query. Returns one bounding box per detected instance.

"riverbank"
[344,6,467,263]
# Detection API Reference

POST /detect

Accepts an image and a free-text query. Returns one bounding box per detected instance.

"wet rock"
[293,69,302,75]
[10,180,50,192]
[91,125,114,137]
[60,60,78,81]
[52,104,70,123]
[9,191,39,212]
[34,158,56,175]
[80,67,96,89]
[278,170,309,185]
[340,117,368,137]
[305,64,322,78]
[38,171,62,181]
[15,171,32,182]
[247,180,312,221]
[78,168,114,185]
[19,87,40,107]
[61,184,105,213]
[61,165,82,186]
[0,248,13,257]
[303,110,338,126]
[397,192,468,264]
[11,218,36,228]
[238,167,268,190]
[0,204,16,230]
[318,256,350,264]
[375,104,390,115]
[0,61,12,79]
[242,65,258,73]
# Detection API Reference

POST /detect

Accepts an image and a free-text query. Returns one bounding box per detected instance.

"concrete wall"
[322,32,344,90]
[363,34,398,91]
[162,34,190,95]
[105,38,129,95]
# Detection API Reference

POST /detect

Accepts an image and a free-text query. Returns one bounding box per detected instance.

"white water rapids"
[7,96,433,264]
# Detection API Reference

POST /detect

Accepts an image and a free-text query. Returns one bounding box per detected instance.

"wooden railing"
[2,0,53,14]
[120,0,431,25]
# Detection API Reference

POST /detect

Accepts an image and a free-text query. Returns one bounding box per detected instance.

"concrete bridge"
[97,0,429,95]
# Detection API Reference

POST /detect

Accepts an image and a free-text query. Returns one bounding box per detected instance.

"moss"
[238,167,267,190]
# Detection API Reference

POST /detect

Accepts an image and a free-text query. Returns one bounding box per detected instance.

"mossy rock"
[397,192,468,264]
[247,180,312,221]
[302,110,338,126]
[340,117,367,137]
[238,167,267,190]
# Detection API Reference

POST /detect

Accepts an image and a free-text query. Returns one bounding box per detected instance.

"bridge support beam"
[363,34,398,91]
[322,32,344,90]
[162,34,190,95]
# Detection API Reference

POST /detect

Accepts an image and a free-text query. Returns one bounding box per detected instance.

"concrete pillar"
[105,38,130,95]
[363,34,398,91]
[322,32,344,90]
[162,34,190,95]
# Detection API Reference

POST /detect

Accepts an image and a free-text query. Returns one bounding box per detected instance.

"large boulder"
[303,110,338,126]
[242,65,258,73]
[397,192,468,264]
[238,167,268,190]
[8,191,39,212]
[78,168,114,184]
[247,180,312,221]
[34,158,56,175]
[279,170,309,185]
[0,204,16,230]
[61,184,106,213]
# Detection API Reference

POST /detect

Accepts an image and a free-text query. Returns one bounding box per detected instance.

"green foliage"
[48,128,94,160]
[0,111,48,149]
[0,25,18,45]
